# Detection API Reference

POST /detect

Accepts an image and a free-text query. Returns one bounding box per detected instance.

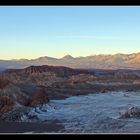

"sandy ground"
[1,84,140,134]
[34,91,140,133]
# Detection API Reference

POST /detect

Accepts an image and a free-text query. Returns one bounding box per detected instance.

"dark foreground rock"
[0,120,64,133]
[0,107,30,121]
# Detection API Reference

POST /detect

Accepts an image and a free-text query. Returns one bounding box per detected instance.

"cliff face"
[4,65,94,77]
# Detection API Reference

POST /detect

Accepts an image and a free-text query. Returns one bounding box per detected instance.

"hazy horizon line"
[1,51,140,61]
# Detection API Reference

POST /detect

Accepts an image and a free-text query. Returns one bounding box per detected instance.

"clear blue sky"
[0,6,140,59]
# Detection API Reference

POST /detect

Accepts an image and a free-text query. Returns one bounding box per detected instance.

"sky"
[0,6,140,60]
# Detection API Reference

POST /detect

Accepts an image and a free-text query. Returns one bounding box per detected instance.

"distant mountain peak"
[37,56,50,59]
[36,56,57,61]
[62,55,74,59]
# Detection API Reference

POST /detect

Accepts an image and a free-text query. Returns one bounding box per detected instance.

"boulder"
[101,89,108,93]
[119,106,140,118]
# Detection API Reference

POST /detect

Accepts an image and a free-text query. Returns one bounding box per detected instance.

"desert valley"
[1,53,140,133]
[1,6,140,134]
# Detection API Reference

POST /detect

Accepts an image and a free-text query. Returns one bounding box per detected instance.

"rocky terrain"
[0,64,140,125]
[0,65,96,121]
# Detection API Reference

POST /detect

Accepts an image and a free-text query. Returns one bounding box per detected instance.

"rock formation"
[119,107,140,118]
[0,96,15,113]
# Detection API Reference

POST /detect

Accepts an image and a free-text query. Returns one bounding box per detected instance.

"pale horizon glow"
[0,6,140,59]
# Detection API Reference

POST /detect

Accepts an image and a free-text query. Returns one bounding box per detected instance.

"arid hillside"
[0,65,140,121]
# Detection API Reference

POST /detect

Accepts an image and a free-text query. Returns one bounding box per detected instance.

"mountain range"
[1,52,140,70]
